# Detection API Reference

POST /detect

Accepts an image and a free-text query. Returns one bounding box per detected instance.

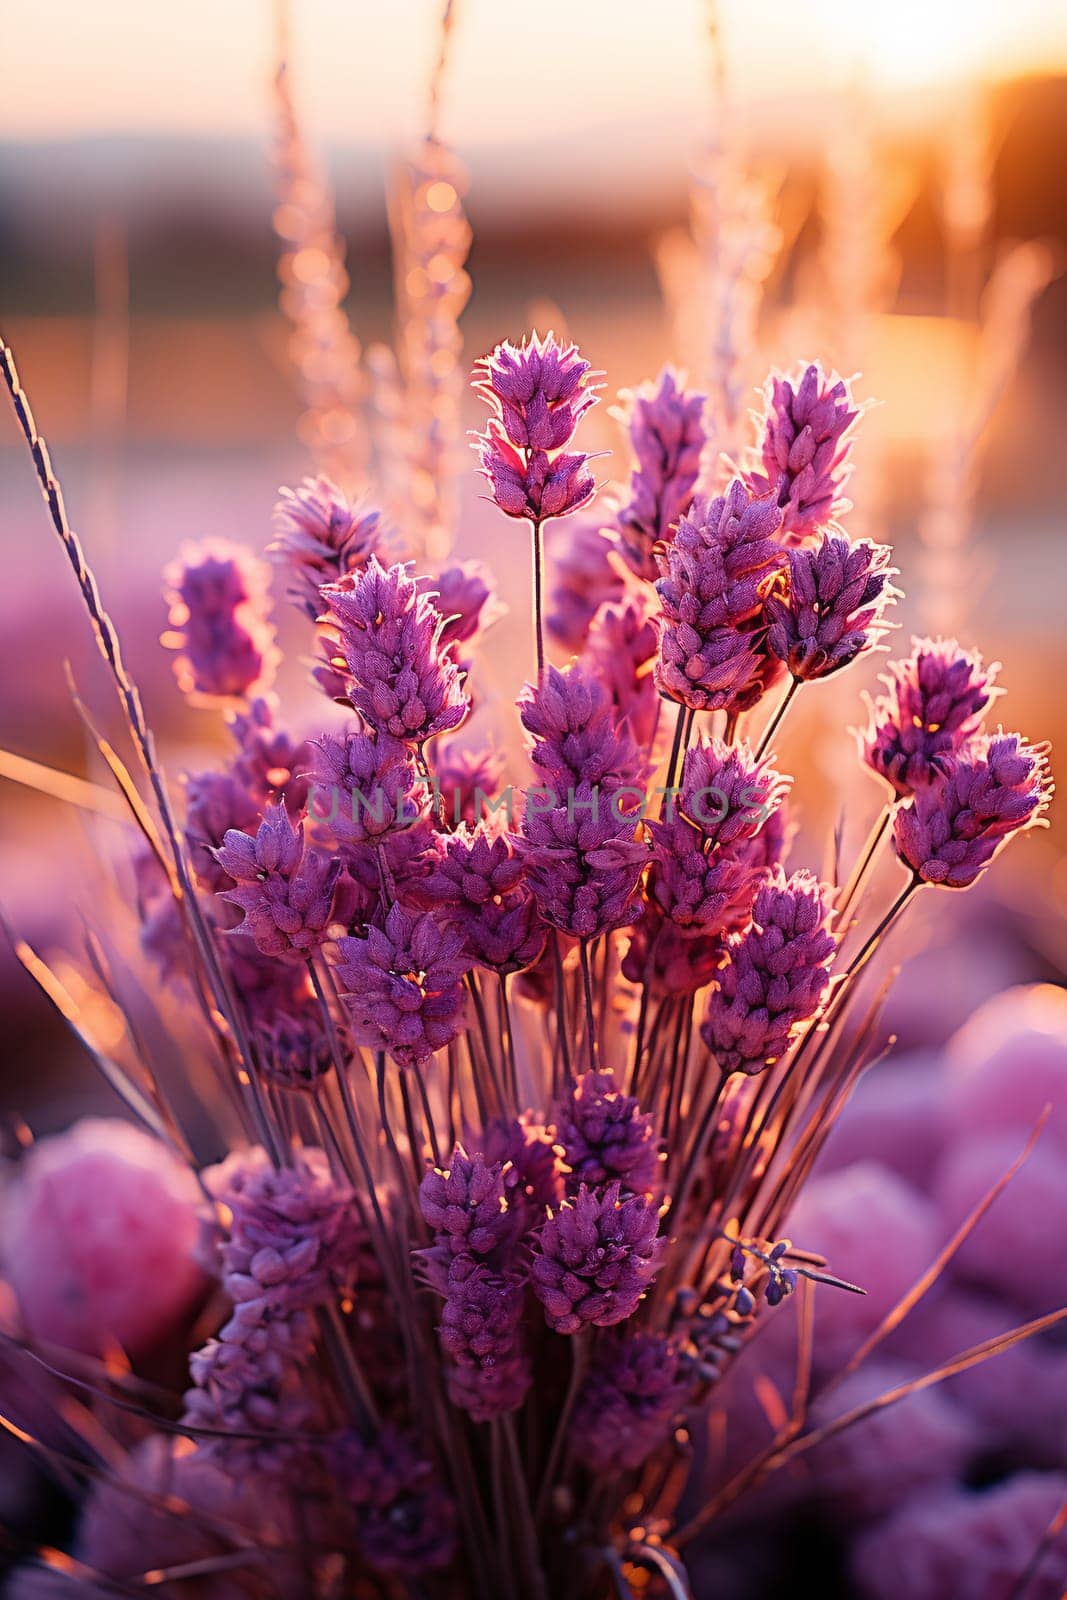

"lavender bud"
[319,556,469,742]
[531,1182,664,1334]
[861,636,1001,797]
[215,804,343,962]
[163,541,276,701]
[701,867,837,1075]
[270,475,382,621]
[334,905,470,1069]
[764,533,897,681]
[554,1071,661,1197]
[572,1332,693,1472]
[893,732,1052,889]
[615,368,707,580]
[743,362,860,544]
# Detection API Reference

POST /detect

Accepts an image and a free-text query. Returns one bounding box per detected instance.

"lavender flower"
[861,637,1001,796]
[205,1145,362,1313]
[419,1146,515,1266]
[473,331,597,452]
[319,556,468,742]
[436,1256,531,1421]
[572,1332,693,1472]
[555,1071,660,1196]
[521,792,647,939]
[163,541,276,700]
[331,1426,456,1576]
[893,732,1052,888]
[476,426,597,523]
[334,905,469,1067]
[744,362,860,544]
[309,728,422,845]
[426,824,547,975]
[616,368,707,580]
[531,1182,665,1333]
[183,1305,318,1463]
[676,738,790,850]
[764,533,897,681]
[473,332,600,527]
[215,803,343,961]
[520,660,648,795]
[655,480,785,713]
[649,814,762,936]
[270,475,383,620]
[701,867,837,1074]
[481,1114,566,1217]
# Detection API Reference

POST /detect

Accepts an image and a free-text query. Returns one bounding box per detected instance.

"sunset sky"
[3,0,1066,152]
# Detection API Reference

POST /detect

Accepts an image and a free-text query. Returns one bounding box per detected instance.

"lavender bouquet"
[0,313,1058,1599]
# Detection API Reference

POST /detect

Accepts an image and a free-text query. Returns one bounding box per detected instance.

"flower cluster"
[1,316,1054,1600]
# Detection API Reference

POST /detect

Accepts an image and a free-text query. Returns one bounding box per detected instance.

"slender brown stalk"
[754,675,800,760]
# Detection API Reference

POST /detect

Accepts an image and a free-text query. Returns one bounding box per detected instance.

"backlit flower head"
[764,532,897,681]
[520,789,647,939]
[744,362,861,544]
[163,541,277,701]
[319,556,468,742]
[309,728,422,846]
[655,480,785,713]
[554,1070,661,1196]
[270,474,383,620]
[615,368,707,580]
[861,637,1001,797]
[520,659,648,794]
[426,823,547,975]
[531,1181,665,1334]
[477,426,597,523]
[676,737,790,850]
[215,803,343,961]
[701,867,837,1075]
[473,331,598,452]
[335,905,470,1068]
[893,732,1052,889]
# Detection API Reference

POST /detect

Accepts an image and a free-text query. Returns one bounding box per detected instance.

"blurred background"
[3,0,1067,1127]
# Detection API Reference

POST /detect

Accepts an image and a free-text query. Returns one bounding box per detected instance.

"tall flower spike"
[531,1181,665,1334]
[309,729,423,846]
[893,732,1052,889]
[426,824,547,976]
[701,867,837,1075]
[204,1145,362,1314]
[615,368,707,581]
[334,904,470,1068]
[270,476,383,620]
[554,1070,661,1196]
[861,636,1001,797]
[437,1256,532,1422]
[582,590,661,752]
[655,480,786,714]
[676,738,791,849]
[743,362,861,544]
[764,533,897,681]
[571,1332,694,1473]
[520,789,648,940]
[214,803,343,962]
[474,331,601,674]
[419,1146,516,1269]
[520,660,648,794]
[319,556,469,742]
[163,541,276,701]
